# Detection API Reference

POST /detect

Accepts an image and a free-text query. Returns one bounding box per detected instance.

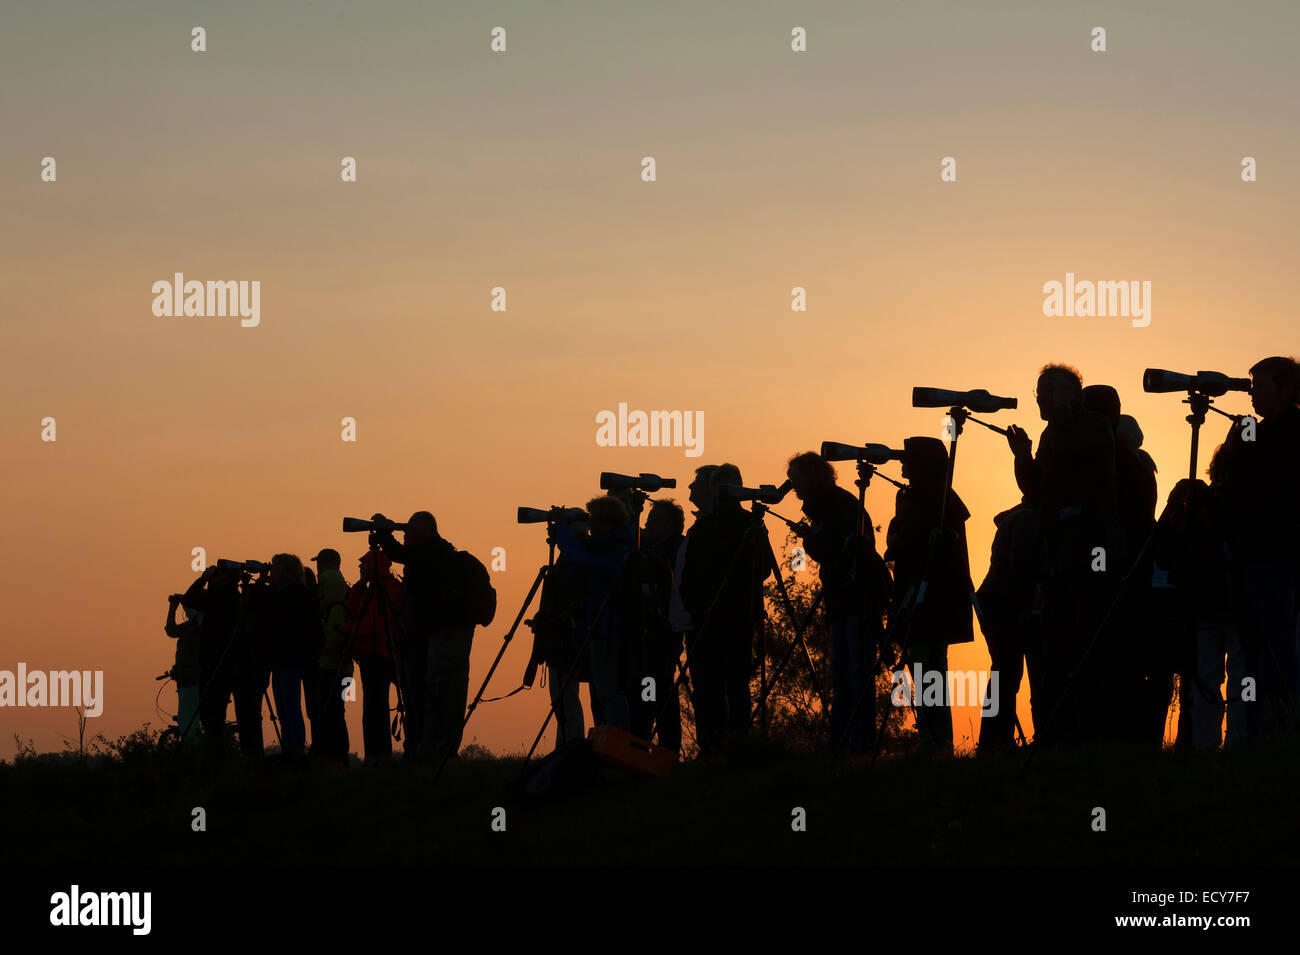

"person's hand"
[792,521,811,539]
[1005,424,1032,458]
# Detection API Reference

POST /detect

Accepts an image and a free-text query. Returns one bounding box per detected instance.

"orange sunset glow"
[2,1,1295,760]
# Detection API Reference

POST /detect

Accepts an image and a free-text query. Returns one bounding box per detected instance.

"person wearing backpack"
[371,511,495,763]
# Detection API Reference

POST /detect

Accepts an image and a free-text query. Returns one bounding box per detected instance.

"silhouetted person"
[1083,383,1163,743]
[1209,355,1300,739]
[526,523,589,749]
[680,464,772,755]
[345,549,403,765]
[885,437,975,756]
[183,564,263,755]
[307,548,351,764]
[975,499,1041,750]
[553,496,638,731]
[372,511,489,763]
[667,466,718,747]
[639,498,686,752]
[1117,414,1158,479]
[244,554,320,757]
[164,593,202,745]
[1165,446,1248,749]
[606,485,654,739]
[1005,363,1122,743]
[786,450,887,756]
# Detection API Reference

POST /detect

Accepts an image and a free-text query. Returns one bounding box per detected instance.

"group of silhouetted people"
[163,354,1300,764]
[978,356,1300,752]
[164,513,495,766]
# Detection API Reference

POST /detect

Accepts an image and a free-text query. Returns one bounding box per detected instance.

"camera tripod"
[754,462,893,751]
[645,500,829,748]
[515,559,626,775]
[431,527,557,783]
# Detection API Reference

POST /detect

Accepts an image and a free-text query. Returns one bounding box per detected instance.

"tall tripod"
[647,501,829,748]
[431,528,556,783]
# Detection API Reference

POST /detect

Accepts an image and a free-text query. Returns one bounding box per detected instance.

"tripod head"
[1143,368,1250,480]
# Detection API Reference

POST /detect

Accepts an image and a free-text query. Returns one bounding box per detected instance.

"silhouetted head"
[901,437,948,488]
[1116,414,1143,453]
[1036,363,1083,421]
[1082,384,1121,430]
[405,511,438,546]
[311,548,341,572]
[1248,356,1299,420]
[643,499,685,543]
[269,553,305,588]
[585,495,629,540]
[786,451,836,502]
[709,463,743,508]
[688,465,719,514]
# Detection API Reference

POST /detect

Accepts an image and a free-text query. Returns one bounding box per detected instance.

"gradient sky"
[2,1,1296,757]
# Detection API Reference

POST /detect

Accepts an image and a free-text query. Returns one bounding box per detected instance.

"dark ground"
[5,732,1297,865]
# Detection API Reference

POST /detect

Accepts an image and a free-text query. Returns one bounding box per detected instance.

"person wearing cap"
[307,548,352,764]
[345,549,403,765]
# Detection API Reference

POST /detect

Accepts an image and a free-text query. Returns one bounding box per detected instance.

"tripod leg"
[431,566,548,783]
[518,585,619,769]
[263,686,282,748]
[759,538,830,712]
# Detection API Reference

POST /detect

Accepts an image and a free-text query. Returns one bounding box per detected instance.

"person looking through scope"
[525,509,590,749]
[181,562,263,756]
[371,511,492,763]
[1206,356,1300,739]
[639,498,687,753]
[551,496,638,731]
[163,592,202,746]
[243,553,320,760]
[785,450,887,756]
[679,464,772,756]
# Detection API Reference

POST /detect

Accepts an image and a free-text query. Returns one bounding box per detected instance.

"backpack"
[459,550,497,628]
